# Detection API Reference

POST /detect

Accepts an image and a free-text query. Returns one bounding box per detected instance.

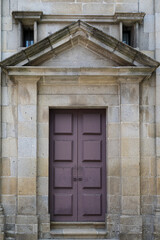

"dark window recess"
[123,30,131,45]
[123,26,133,47]
[23,28,34,47]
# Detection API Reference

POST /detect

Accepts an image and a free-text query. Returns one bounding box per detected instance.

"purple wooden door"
[49,109,106,222]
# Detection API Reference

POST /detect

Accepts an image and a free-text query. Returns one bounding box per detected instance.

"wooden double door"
[49,109,106,222]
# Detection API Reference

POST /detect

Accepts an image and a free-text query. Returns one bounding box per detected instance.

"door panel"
[78,109,106,222]
[50,110,78,221]
[49,109,106,222]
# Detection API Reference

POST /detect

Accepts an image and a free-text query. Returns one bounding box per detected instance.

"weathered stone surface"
[0,1,160,240]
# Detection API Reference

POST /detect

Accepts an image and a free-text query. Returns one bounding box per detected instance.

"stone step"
[50,228,108,239]
[41,239,118,240]
[51,222,106,229]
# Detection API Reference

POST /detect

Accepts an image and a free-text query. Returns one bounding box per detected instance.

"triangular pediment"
[0,20,159,68]
[40,45,118,68]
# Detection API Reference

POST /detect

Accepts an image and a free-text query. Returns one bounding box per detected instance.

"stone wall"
[0,0,160,240]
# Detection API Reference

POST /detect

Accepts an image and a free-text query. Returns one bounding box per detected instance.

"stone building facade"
[0,1,160,240]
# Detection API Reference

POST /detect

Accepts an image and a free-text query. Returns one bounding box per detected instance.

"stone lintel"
[12,11,43,24]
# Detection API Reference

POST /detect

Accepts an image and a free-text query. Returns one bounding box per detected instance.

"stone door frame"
[4,66,152,239]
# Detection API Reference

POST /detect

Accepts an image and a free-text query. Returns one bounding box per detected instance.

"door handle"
[78,178,82,181]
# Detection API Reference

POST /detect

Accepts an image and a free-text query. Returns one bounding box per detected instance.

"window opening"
[122,25,133,47]
[23,26,34,47]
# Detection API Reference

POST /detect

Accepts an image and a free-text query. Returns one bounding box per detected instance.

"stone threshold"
[50,222,108,239]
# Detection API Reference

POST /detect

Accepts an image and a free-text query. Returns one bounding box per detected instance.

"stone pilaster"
[15,77,40,240]
[119,81,142,240]
[154,0,160,238]
[0,0,4,239]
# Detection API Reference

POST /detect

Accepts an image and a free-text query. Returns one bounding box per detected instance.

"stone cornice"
[5,66,154,84]
[13,12,145,24]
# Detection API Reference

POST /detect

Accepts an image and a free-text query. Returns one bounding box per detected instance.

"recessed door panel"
[54,140,73,161]
[82,194,102,216]
[83,167,102,189]
[83,140,101,161]
[54,167,73,188]
[83,113,101,134]
[54,194,73,215]
[54,113,73,134]
[49,109,106,222]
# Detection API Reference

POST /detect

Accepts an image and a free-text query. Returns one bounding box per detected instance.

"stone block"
[18,83,37,105]
[16,215,38,225]
[38,138,48,158]
[10,157,17,177]
[6,122,18,138]
[149,32,155,51]
[18,178,36,195]
[144,15,155,33]
[38,196,48,214]
[107,195,121,214]
[140,0,154,14]
[1,177,16,195]
[2,138,17,158]
[16,233,37,240]
[121,123,139,138]
[122,177,140,196]
[40,223,50,233]
[2,106,17,123]
[18,158,36,177]
[121,83,139,104]
[16,225,34,234]
[37,105,48,123]
[108,123,120,139]
[7,24,19,51]
[18,122,36,138]
[18,196,36,215]
[38,158,48,177]
[2,17,12,31]
[39,94,119,108]
[119,233,142,240]
[18,105,37,122]
[83,3,114,15]
[141,138,155,156]
[108,177,121,195]
[2,87,9,106]
[122,159,139,177]
[108,106,120,123]
[140,106,155,123]
[108,139,120,157]
[18,137,36,158]
[121,138,139,157]
[38,177,48,196]
[1,158,11,176]
[108,157,121,177]
[116,3,138,12]
[122,196,140,215]
[2,123,7,139]
[38,123,48,138]
[155,0,160,13]
[121,105,139,123]
[120,215,142,226]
